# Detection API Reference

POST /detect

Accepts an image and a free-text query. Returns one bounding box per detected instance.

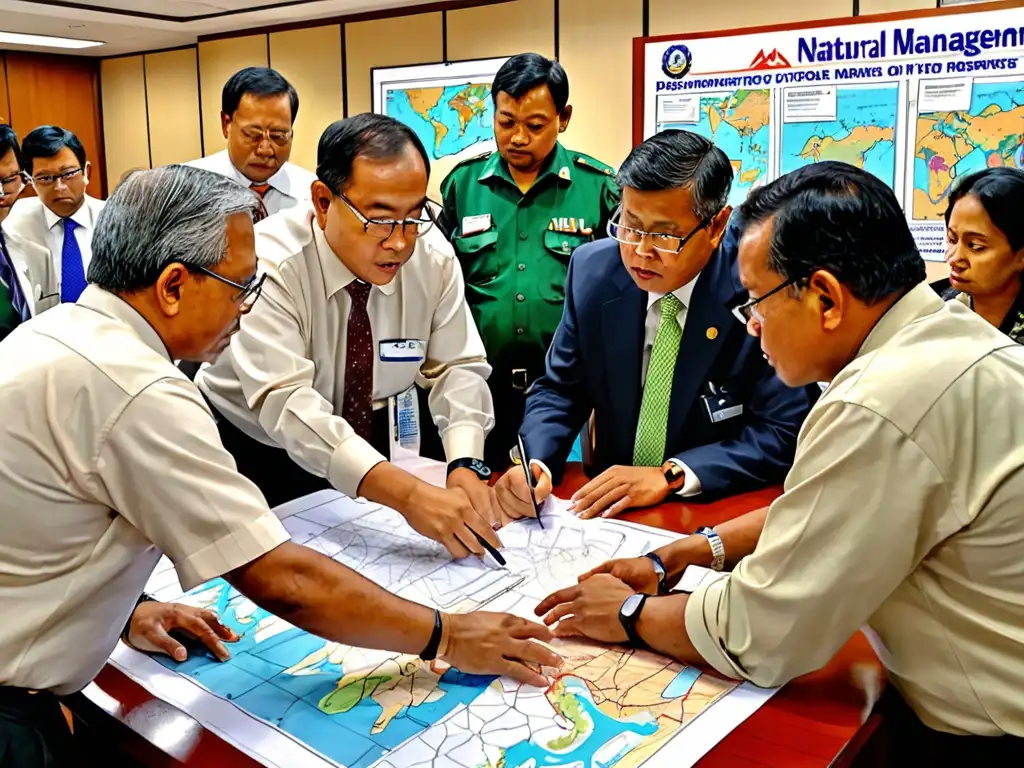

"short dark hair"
[617,129,733,220]
[222,66,299,123]
[492,53,569,112]
[316,114,430,194]
[739,161,925,305]
[21,126,86,175]
[0,125,22,169]
[945,167,1024,253]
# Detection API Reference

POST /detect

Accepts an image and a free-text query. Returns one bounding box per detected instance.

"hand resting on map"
[125,599,239,663]
[442,613,563,687]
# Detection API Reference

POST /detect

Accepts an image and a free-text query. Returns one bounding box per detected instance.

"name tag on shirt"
[379,339,426,362]
[461,214,491,236]
[389,385,421,460]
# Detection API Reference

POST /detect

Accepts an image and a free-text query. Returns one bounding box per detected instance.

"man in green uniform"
[439,53,620,469]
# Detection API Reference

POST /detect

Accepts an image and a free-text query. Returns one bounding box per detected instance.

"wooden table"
[67,466,885,767]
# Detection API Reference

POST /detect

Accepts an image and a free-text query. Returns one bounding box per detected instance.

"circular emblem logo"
[662,44,692,79]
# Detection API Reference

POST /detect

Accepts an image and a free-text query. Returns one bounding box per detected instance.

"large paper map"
[110,492,772,768]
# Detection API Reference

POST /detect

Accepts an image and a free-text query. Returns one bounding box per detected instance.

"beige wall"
[559,0,641,169]
[197,35,269,157]
[270,25,343,172]
[145,48,202,167]
[99,55,149,191]
[650,0,852,35]
[860,0,937,15]
[447,0,554,60]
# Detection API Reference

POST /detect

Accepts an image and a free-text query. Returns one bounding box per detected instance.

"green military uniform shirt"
[438,142,620,382]
[0,278,19,341]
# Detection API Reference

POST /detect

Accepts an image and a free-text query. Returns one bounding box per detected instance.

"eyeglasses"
[0,171,27,196]
[607,210,711,255]
[337,192,437,241]
[237,126,293,147]
[732,276,803,325]
[32,168,83,187]
[196,267,266,309]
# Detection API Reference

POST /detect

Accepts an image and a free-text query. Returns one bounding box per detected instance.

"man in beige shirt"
[535,162,1024,761]
[198,114,508,559]
[0,165,558,765]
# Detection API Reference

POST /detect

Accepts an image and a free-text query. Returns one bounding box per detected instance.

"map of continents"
[386,82,493,161]
[659,89,771,206]
[913,79,1024,220]
[781,86,899,189]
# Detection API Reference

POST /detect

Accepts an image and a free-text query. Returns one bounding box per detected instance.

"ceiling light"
[0,31,102,49]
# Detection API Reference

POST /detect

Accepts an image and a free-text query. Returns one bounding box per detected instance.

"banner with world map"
[372,57,509,200]
[637,0,1024,261]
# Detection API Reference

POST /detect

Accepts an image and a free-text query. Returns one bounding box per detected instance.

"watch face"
[621,592,644,619]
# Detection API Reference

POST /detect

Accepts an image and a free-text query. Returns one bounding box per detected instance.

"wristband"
[419,609,444,661]
[643,552,670,595]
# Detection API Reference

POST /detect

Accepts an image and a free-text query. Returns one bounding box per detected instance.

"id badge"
[701,384,744,424]
[379,339,426,362]
[461,214,492,236]
[388,385,421,461]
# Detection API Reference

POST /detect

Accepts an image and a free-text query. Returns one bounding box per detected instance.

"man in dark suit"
[494,130,816,520]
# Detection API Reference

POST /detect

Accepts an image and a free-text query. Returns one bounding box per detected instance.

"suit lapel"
[666,245,745,443]
[602,268,646,455]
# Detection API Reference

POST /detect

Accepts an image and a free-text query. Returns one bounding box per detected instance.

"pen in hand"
[471,529,507,568]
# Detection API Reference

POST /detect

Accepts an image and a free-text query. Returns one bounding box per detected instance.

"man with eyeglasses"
[494,130,814,527]
[187,66,316,215]
[0,165,559,765]
[198,114,507,561]
[0,125,55,341]
[5,125,104,305]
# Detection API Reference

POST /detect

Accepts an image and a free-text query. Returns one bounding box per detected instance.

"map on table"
[658,89,771,207]
[912,77,1024,220]
[780,84,900,190]
[371,58,509,199]
[110,493,774,768]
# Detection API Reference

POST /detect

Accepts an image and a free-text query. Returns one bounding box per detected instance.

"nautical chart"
[109,491,775,768]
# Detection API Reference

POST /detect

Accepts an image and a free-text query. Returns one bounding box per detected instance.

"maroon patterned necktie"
[342,281,374,441]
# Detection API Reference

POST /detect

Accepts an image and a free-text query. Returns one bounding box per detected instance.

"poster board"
[633,0,1024,260]
[371,57,509,199]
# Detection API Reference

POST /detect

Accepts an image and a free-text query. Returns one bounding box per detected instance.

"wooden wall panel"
[0,56,10,125]
[446,0,555,61]
[197,35,269,158]
[99,56,150,192]
[345,13,443,117]
[269,25,342,174]
[6,52,105,198]
[860,0,936,14]
[146,48,203,168]
[559,0,641,170]
[650,0,852,36]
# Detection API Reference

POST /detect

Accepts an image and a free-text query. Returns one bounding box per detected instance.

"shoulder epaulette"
[449,150,493,173]
[572,154,615,177]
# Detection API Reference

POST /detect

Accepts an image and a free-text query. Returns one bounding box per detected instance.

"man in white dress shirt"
[199,114,507,560]
[5,125,103,304]
[187,66,316,215]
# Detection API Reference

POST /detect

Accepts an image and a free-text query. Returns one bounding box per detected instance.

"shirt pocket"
[542,230,593,299]
[453,229,500,286]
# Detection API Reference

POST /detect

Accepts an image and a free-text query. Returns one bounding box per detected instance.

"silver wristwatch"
[694,526,726,571]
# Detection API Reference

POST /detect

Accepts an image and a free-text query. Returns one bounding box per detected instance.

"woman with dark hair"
[941,167,1024,342]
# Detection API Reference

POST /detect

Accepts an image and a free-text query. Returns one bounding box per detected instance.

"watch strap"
[619,594,649,649]
[419,609,444,661]
[643,552,669,595]
[695,526,726,571]
[447,457,491,481]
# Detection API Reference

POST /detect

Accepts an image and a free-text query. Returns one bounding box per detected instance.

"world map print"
[913,79,1024,220]
[781,86,900,189]
[132,495,744,768]
[386,83,494,161]
[659,89,771,207]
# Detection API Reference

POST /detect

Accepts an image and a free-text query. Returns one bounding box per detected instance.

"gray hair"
[88,165,263,292]
[616,129,733,221]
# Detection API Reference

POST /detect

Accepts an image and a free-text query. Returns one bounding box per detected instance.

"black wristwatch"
[419,609,444,661]
[618,593,649,649]
[644,552,670,595]
[447,457,492,482]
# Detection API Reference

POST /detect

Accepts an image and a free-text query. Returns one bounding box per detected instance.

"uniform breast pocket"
[542,230,593,299]
[453,229,499,286]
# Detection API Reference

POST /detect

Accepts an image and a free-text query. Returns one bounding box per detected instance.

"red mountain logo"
[749,49,792,69]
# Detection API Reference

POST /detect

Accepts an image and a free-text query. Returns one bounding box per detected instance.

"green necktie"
[633,293,682,467]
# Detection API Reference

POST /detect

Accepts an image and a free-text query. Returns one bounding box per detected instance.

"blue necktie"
[0,230,29,323]
[60,218,86,303]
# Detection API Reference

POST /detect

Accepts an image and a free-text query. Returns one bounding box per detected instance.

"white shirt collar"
[646,273,699,312]
[213,149,302,199]
[43,199,93,232]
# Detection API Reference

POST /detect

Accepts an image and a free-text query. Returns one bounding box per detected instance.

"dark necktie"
[250,183,271,199]
[0,230,29,323]
[60,218,87,303]
[342,281,374,441]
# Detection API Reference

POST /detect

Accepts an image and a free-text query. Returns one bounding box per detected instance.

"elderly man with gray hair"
[0,165,559,766]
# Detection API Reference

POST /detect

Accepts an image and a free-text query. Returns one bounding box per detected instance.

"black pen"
[516,433,544,528]
[471,530,507,567]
